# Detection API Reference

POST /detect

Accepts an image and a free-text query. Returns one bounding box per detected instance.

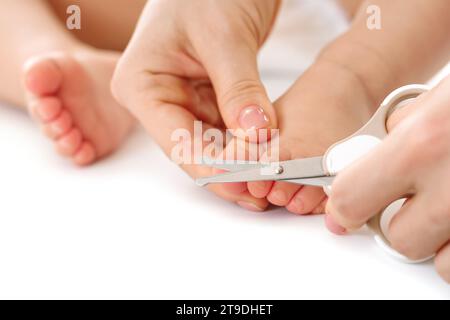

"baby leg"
[0,0,142,165]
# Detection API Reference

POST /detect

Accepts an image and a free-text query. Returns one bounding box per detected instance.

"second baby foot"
[23,50,135,166]
[248,61,375,214]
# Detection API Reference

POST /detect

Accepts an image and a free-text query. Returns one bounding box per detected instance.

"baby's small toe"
[206,182,268,213]
[212,169,248,194]
[23,57,62,96]
[73,142,96,166]
[267,182,300,206]
[56,128,83,156]
[248,181,273,199]
[29,97,62,123]
[312,198,328,215]
[43,110,73,139]
[286,196,304,215]
[221,182,248,194]
[287,186,325,215]
[237,200,267,213]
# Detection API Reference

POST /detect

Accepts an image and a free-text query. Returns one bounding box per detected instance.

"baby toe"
[212,169,248,194]
[29,97,62,123]
[267,182,300,206]
[220,182,248,194]
[312,198,328,215]
[207,182,268,213]
[73,142,96,166]
[23,57,62,96]
[248,181,273,199]
[287,186,326,215]
[56,128,83,156]
[43,110,73,139]
[237,199,268,213]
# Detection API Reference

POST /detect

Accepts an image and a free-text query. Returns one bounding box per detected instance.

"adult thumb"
[202,44,277,140]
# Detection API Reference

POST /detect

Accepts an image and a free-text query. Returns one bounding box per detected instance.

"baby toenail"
[36,106,56,122]
[293,197,304,213]
[272,190,287,203]
[60,137,73,149]
[52,122,66,135]
[237,201,265,212]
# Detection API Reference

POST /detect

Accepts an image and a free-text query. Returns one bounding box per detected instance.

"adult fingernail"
[238,105,269,131]
[237,201,265,212]
[325,213,347,235]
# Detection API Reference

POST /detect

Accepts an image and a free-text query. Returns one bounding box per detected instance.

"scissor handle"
[353,84,430,139]
[323,84,431,263]
[367,200,434,264]
[323,84,430,176]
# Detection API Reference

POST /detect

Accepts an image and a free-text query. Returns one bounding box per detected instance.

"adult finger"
[387,193,450,261]
[325,129,415,231]
[112,71,269,210]
[198,39,277,141]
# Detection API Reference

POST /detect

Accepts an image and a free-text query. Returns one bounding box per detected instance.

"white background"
[0,0,449,299]
[1,102,449,299]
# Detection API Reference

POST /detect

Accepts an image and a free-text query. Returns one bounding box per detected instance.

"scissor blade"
[200,157,262,172]
[196,156,326,186]
[287,176,335,187]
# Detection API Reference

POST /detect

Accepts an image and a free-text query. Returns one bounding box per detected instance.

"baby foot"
[247,61,375,214]
[23,50,135,165]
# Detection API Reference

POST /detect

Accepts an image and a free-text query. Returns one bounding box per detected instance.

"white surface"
[1,103,449,300]
[1,0,449,300]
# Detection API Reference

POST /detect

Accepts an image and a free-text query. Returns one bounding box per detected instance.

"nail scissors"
[197,84,433,264]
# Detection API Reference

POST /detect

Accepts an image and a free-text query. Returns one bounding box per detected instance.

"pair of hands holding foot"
[112,0,365,214]
[111,0,450,282]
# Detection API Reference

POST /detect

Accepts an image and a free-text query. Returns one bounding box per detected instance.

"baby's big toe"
[24,57,62,96]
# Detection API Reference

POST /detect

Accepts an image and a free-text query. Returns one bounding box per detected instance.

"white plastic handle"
[322,84,432,264]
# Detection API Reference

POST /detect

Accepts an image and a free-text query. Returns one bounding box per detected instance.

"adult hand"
[112,0,281,210]
[325,76,450,283]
